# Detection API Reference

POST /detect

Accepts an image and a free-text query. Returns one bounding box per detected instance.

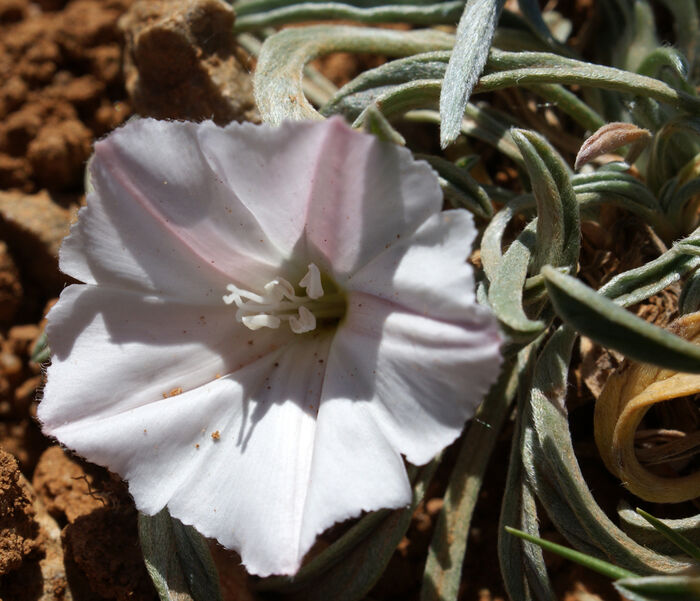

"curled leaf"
[575,122,652,170]
[595,312,700,503]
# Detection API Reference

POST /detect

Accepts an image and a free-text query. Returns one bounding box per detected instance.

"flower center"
[223,263,345,334]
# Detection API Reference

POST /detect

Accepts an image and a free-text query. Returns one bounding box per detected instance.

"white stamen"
[289,306,316,334]
[224,263,342,334]
[299,263,324,299]
[242,314,281,330]
[222,285,241,305]
[264,278,296,302]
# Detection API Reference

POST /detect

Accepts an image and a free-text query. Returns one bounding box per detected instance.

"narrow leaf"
[362,104,406,145]
[421,356,521,601]
[523,326,694,575]
[511,129,579,271]
[254,25,453,124]
[635,508,700,562]
[234,1,464,31]
[505,527,639,580]
[615,575,700,601]
[618,504,700,556]
[416,154,494,218]
[542,266,700,373]
[30,330,50,364]
[138,509,222,601]
[487,221,547,341]
[439,0,504,148]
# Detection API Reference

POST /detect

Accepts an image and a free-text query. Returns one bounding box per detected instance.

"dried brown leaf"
[595,312,700,503]
[575,122,652,170]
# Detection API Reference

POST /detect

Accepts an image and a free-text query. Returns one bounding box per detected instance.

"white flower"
[38,117,503,576]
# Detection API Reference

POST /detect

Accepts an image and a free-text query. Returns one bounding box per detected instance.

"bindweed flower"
[38,117,503,576]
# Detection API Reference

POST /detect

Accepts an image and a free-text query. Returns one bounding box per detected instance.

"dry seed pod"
[575,122,651,170]
[595,312,700,503]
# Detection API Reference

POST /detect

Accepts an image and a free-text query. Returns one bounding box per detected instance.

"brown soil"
[0,449,40,575]
[0,0,132,193]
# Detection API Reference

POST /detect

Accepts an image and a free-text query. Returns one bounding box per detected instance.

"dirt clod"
[120,0,257,124]
[0,448,40,575]
[0,0,132,192]
[0,189,76,294]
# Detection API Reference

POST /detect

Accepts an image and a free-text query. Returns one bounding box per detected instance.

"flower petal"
[323,292,503,466]
[61,119,287,300]
[43,322,407,577]
[347,209,479,321]
[39,284,295,429]
[198,117,442,280]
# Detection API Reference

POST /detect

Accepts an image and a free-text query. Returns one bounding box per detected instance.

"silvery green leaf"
[621,0,659,72]
[505,527,638,580]
[487,219,547,341]
[511,129,579,271]
[656,0,700,81]
[680,268,700,314]
[416,154,494,218]
[542,266,700,372]
[30,330,50,365]
[497,346,555,601]
[597,229,700,304]
[572,172,672,237]
[663,173,700,235]
[234,1,464,31]
[636,48,693,94]
[648,116,700,194]
[522,325,693,574]
[439,0,505,148]
[615,575,700,601]
[618,504,700,556]
[138,509,222,601]
[321,51,449,120]
[254,25,453,124]
[362,104,406,145]
[635,509,700,562]
[481,50,700,115]
[481,195,536,282]
[516,0,556,44]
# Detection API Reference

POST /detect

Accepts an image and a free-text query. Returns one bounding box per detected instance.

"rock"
[0,0,132,192]
[33,447,157,600]
[0,0,27,24]
[120,0,257,124]
[32,446,105,524]
[32,483,73,601]
[0,449,40,575]
[27,119,93,189]
[0,241,23,324]
[0,189,75,293]
[0,457,73,601]
[0,419,46,473]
